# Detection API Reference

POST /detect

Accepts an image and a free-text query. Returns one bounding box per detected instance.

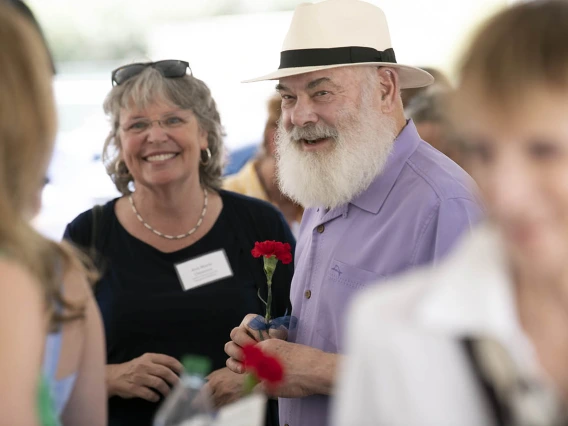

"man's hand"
[225,314,339,399]
[253,338,339,398]
[224,314,288,374]
[106,353,183,402]
[203,367,246,409]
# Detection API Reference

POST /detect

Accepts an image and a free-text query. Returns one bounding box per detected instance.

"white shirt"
[332,223,559,426]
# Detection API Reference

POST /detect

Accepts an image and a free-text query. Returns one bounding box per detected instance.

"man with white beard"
[224,1,483,425]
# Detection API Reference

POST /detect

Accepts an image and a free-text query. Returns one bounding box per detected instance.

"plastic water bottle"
[153,355,214,426]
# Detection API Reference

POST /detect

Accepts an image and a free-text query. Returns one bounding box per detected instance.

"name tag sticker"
[175,249,233,291]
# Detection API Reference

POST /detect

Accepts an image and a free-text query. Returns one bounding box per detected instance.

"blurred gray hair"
[405,86,451,124]
[102,67,225,195]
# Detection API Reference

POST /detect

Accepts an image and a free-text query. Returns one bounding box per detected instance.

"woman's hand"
[106,353,183,402]
[203,367,247,409]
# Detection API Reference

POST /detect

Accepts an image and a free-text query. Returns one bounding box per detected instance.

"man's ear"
[377,67,400,113]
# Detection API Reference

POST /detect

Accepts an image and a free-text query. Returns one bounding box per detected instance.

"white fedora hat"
[244,0,434,89]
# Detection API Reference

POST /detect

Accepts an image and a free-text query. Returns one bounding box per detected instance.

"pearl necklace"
[128,188,208,240]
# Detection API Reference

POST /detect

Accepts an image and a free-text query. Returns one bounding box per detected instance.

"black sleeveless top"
[64,190,294,426]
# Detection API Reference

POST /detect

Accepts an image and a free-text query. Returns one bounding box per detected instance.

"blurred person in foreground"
[224,1,483,425]
[405,86,465,167]
[63,61,294,426]
[335,1,568,425]
[0,3,106,426]
[224,93,304,235]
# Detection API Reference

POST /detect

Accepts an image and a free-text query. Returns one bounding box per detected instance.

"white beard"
[276,102,397,210]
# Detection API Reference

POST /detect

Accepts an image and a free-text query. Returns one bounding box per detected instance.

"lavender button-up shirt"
[279,121,483,426]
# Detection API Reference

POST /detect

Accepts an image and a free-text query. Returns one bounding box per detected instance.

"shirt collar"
[416,225,512,331]
[414,224,546,379]
[350,120,422,214]
[313,204,347,226]
[415,224,532,347]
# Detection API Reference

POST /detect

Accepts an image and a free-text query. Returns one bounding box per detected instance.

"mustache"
[280,123,339,142]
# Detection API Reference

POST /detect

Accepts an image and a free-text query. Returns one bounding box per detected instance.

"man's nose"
[290,97,318,128]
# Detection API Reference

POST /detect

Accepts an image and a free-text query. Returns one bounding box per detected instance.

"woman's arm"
[0,260,45,426]
[60,274,107,426]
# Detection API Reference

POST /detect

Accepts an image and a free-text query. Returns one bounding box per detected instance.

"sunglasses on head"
[111,60,191,86]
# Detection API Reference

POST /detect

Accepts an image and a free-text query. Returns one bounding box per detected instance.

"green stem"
[265,277,272,323]
[257,288,268,307]
[243,373,260,395]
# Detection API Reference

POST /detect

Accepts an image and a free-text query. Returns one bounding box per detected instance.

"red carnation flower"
[251,240,293,324]
[251,241,293,265]
[242,344,264,368]
[242,343,284,386]
[253,353,284,384]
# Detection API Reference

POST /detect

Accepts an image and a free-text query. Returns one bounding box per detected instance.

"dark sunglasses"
[111,60,191,86]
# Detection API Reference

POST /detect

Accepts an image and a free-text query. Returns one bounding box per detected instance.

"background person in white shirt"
[334,1,568,425]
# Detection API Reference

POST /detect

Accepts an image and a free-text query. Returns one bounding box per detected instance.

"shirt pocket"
[327,259,383,289]
[316,260,384,352]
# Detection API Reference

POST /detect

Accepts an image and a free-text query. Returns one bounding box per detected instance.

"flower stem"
[265,277,272,323]
[243,373,260,394]
[257,288,268,307]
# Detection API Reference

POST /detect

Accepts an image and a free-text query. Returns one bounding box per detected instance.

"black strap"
[89,204,105,273]
[279,46,397,69]
[462,338,510,426]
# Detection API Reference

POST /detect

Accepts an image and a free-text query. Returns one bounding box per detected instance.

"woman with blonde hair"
[335,1,568,425]
[64,61,294,426]
[0,4,106,425]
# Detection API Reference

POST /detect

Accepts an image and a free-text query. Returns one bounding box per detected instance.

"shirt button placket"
[305,225,323,305]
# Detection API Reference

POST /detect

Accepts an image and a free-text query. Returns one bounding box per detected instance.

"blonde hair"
[0,4,87,326]
[458,0,568,108]
[102,67,225,194]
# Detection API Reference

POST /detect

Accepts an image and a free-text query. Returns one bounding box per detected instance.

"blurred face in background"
[263,118,278,157]
[263,94,282,158]
[456,86,568,279]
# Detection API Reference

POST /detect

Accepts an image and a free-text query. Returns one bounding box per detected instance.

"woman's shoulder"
[219,189,284,219]
[219,190,295,244]
[64,198,119,243]
[0,257,40,292]
[69,198,118,226]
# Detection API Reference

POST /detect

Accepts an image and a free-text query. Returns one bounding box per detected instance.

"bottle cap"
[181,354,212,377]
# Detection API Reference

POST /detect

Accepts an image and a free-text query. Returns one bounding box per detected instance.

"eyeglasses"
[111,60,191,86]
[122,113,191,135]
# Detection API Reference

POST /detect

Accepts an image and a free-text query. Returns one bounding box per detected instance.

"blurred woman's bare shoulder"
[0,257,43,300]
